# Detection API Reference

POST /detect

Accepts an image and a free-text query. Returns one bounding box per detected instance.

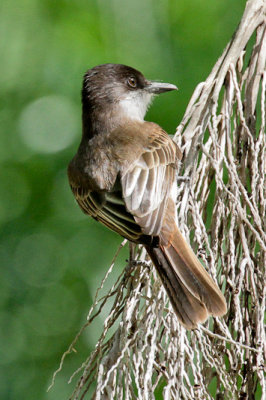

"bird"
[67,63,227,329]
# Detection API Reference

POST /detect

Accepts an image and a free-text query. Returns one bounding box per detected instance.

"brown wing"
[70,184,144,242]
[68,122,182,243]
[121,130,181,237]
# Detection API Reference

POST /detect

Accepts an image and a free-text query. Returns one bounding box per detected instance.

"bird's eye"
[127,77,137,88]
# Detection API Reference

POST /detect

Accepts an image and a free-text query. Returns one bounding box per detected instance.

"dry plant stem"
[175,0,265,155]
[48,1,266,398]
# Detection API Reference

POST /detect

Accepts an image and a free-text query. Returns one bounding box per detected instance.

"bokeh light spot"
[18,95,79,154]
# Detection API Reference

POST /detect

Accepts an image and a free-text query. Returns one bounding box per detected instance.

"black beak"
[145,80,178,94]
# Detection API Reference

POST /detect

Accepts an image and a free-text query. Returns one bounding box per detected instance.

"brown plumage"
[68,64,227,329]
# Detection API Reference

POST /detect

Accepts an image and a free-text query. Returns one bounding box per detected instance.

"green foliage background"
[0,1,246,398]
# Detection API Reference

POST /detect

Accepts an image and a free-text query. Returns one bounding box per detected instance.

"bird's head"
[82,64,177,123]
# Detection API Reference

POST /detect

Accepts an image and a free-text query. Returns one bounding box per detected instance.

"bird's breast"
[68,137,120,192]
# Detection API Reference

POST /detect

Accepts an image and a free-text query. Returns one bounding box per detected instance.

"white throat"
[119,91,154,121]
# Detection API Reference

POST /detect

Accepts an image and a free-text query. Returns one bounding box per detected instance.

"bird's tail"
[145,226,227,329]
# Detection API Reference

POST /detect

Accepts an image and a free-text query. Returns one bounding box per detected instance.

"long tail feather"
[145,227,227,329]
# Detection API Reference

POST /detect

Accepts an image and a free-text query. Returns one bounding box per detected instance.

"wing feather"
[72,186,143,241]
[122,130,181,237]
[126,168,149,211]
[123,166,142,197]
[69,122,182,242]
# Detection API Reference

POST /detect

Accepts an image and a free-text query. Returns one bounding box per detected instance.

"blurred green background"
[0,0,246,398]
